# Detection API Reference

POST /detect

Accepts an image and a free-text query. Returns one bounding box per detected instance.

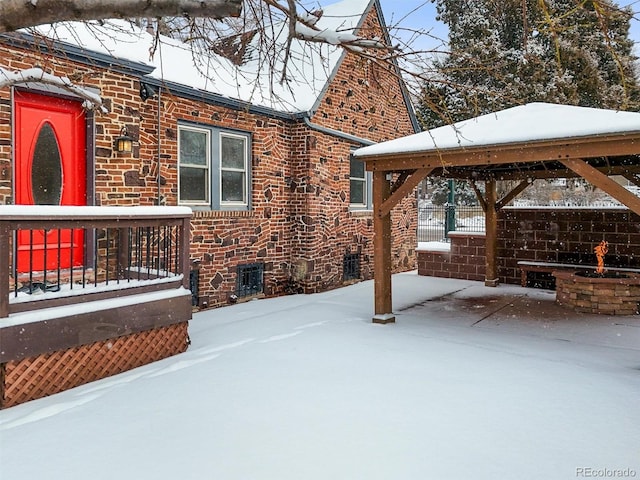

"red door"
[14,91,86,272]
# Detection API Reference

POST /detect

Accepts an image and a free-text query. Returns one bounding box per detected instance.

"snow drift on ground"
[1,272,639,480]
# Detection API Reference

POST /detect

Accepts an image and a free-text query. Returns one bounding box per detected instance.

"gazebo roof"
[354,103,640,180]
[357,103,640,155]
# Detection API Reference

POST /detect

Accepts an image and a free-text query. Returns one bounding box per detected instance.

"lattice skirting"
[0,322,189,409]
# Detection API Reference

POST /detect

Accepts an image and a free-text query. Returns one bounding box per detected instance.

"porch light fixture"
[114,126,134,153]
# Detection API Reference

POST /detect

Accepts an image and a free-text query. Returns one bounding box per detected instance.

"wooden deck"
[0,206,193,407]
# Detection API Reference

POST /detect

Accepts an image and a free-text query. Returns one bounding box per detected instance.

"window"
[178,124,250,209]
[236,263,264,297]
[179,126,210,205]
[349,152,372,209]
[220,134,247,204]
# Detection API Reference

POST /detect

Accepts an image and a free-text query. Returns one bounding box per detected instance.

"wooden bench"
[517,261,640,287]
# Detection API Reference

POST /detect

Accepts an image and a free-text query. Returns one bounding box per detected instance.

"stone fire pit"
[553,270,640,315]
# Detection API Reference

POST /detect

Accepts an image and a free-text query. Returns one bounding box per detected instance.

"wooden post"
[180,217,191,290]
[485,178,499,287]
[0,222,9,318]
[373,170,395,324]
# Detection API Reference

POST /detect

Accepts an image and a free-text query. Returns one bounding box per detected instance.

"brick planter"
[417,232,486,282]
[554,270,640,315]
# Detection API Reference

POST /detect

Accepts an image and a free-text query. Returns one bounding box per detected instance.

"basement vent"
[236,263,264,297]
[343,253,360,281]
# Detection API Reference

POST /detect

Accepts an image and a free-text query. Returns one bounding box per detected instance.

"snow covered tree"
[427,178,480,206]
[418,0,640,128]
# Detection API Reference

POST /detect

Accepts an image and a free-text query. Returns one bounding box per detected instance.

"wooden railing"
[0,206,192,319]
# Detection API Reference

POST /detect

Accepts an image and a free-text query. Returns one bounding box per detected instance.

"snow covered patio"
[1,271,639,479]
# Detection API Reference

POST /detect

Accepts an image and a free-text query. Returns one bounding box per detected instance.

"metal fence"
[418,205,485,242]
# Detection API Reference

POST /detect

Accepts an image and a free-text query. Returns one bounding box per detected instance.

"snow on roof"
[354,102,640,157]
[32,0,374,113]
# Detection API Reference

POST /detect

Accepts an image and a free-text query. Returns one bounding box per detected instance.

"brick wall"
[288,3,418,293]
[499,208,640,285]
[418,208,640,287]
[417,232,486,282]
[311,6,415,143]
[0,47,302,307]
[139,95,298,306]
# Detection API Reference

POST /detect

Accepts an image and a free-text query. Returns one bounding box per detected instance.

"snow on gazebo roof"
[354,103,640,158]
[30,0,374,114]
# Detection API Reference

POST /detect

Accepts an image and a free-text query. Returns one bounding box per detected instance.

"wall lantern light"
[114,126,134,153]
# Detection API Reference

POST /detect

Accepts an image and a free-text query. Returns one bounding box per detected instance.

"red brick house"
[0,0,419,309]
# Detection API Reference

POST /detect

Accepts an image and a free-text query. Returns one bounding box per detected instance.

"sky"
[376,0,640,52]
[1,272,638,480]
[379,0,448,52]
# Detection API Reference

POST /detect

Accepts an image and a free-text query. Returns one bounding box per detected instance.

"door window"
[31,122,63,205]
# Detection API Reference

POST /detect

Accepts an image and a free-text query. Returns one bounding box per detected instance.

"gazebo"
[353,103,640,323]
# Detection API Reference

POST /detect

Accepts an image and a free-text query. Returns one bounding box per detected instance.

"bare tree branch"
[0,0,242,33]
